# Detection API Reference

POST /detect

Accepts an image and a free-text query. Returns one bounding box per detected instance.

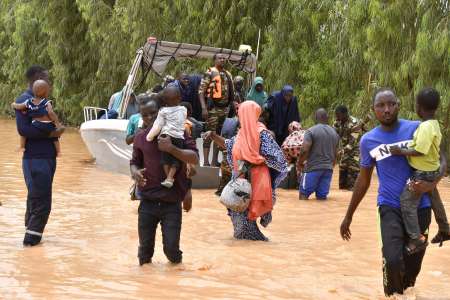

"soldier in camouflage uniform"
[215,102,240,195]
[334,105,368,190]
[199,53,234,166]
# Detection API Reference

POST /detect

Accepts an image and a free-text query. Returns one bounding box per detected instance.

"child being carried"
[12,80,63,156]
[390,87,450,254]
[146,88,187,188]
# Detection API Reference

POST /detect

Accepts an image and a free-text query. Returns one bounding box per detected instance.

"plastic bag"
[219,177,252,212]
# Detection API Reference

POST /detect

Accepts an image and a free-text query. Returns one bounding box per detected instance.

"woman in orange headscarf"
[205,101,288,241]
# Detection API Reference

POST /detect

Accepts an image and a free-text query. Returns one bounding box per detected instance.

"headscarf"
[246,76,268,107]
[288,121,302,133]
[269,85,301,145]
[232,101,273,221]
[232,101,266,166]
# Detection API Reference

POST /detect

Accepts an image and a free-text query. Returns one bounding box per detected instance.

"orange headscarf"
[232,101,273,220]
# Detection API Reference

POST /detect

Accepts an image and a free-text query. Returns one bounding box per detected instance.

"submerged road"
[0,119,449,299]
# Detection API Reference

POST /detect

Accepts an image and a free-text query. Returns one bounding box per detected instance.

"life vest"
[206,67,227,100]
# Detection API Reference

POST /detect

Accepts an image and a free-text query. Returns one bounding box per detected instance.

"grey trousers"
[400,170,448,240]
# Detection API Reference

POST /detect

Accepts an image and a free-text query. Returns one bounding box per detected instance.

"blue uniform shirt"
[360,119,431,209]
[15,89,56,159]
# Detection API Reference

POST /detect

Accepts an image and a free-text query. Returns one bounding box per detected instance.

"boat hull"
[80,119,219,189]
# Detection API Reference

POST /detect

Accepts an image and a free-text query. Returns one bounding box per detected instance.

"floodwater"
[0,118,449,300]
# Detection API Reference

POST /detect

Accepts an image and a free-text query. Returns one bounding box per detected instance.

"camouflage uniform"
[199,67,234,147]
[333,116,367,190]
[216,156,232,195]
[215,117,239,195]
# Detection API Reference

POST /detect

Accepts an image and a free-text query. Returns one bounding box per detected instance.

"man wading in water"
[130,88,198,265]
[13,65,64,246]
[340,89,447,297]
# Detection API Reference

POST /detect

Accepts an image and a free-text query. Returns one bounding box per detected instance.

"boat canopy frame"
[118,40,257,119]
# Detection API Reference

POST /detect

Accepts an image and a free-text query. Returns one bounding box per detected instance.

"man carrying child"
[130,87,198,265]
[13,65,64,246]
[340,88,447,297]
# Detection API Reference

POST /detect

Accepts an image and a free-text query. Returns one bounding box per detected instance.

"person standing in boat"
[199,53,234,167]
[168,72,203,121]
[267,85,301,146]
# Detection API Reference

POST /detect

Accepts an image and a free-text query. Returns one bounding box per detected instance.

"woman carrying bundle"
[204,101,288,241]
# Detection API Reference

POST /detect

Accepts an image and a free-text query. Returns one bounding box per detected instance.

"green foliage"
[0,0,448,160]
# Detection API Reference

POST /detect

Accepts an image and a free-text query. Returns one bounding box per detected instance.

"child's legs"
[160,137,183,181]
[430,188,450,233]
[20,136,26,149]
[166,165,177,181]
[163,164,170,177]
[400,186,423,240]
[316,169,333,199]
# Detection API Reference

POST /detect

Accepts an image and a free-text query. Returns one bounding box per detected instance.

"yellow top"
[408,120,441,171]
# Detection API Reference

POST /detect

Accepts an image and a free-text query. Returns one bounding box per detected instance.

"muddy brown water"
[0,119,449,300]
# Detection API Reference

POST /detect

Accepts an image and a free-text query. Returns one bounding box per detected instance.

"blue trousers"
[22,158,56,245]
[299,169,333,199]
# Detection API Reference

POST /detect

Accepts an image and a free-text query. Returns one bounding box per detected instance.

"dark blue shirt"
[15,89,56,159]
[25,98,51,118]
[360,119,430,209]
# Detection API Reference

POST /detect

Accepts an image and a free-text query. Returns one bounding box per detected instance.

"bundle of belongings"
[219,161,252,212]
[281,121,305,163]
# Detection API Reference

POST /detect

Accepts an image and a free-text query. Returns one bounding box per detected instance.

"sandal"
[431,231,450,247]
[405,239,428,255]
[161,179,174,188]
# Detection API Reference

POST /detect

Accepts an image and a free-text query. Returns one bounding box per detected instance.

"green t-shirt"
[408,119,441,171]
[126,113,142,137]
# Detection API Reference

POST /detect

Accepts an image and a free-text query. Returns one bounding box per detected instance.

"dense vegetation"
[0,0,448,157]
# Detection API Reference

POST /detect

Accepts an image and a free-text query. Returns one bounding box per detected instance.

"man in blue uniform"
[14,65,63,246]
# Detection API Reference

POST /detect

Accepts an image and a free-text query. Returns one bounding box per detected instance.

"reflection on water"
[0,118,449,299]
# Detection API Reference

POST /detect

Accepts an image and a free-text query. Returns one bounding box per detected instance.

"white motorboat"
[80,112,222,188]
[80,39,257,189]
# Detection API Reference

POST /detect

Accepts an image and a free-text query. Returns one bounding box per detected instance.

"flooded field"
[0,119,449,300]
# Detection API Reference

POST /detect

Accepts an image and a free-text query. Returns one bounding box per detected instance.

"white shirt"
[154,106,187,139]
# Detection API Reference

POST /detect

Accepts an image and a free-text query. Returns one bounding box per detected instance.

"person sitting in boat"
[162,75,175,88]
[146,86,187,188]
[11,79,64,156]
[106,88,138,119]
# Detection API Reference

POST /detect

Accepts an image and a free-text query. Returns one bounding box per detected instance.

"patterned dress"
[225,130,288,241]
